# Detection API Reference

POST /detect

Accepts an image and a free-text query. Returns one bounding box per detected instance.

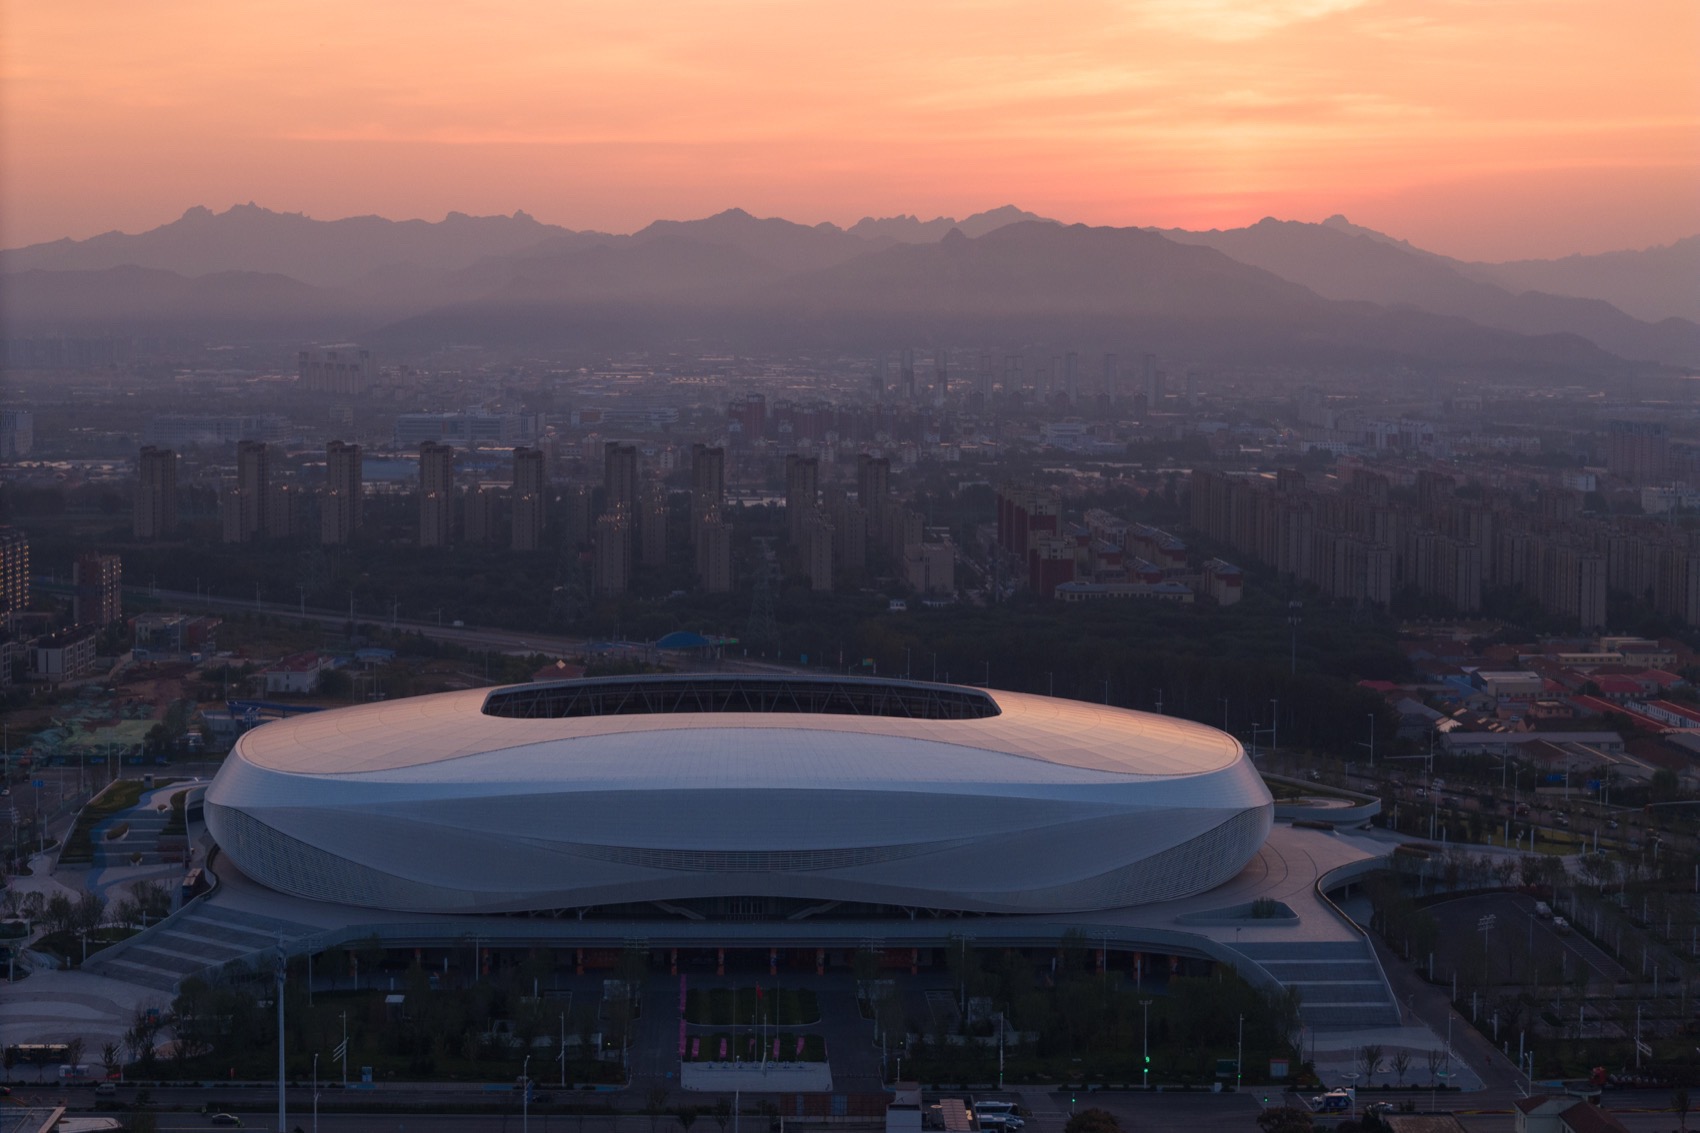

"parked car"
[209,1116,244,1128]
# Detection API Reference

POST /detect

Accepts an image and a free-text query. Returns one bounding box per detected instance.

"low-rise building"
[31,626,98,681]
[261,652,334,695]
[1201,558,1243,606]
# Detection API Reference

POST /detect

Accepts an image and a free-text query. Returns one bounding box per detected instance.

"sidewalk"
[1365,929,1525,1093]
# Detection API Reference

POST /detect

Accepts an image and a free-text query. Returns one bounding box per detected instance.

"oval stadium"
[204,674,1275,917]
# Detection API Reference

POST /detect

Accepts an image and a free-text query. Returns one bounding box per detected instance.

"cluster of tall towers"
[418,442,547,551]
[590,441,731,596]
[207,440,365,546]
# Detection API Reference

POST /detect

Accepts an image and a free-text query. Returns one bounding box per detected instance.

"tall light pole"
[1236,1013,1244,1094]
[1270,699,1279,758]
[312,1053,319,1133]
[1140,999,1152,1089]
[1287,601,1301,675]
[276,945,287,1133]
[523,1053,531,1133]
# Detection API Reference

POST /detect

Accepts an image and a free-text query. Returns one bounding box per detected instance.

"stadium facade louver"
[204,675,1274,917]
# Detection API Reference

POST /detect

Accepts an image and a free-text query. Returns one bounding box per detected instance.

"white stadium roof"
[206,675,1273,916]
[237,678,1242,780]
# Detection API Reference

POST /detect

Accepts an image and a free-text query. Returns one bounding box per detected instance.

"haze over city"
[4,0,1697,259]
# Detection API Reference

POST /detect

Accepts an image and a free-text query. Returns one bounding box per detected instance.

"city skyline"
[3,0,1696,260]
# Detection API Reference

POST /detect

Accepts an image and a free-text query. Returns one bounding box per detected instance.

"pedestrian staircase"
[1231,939,1400,1028]
[91,803,175,866]
[84,906,320,993]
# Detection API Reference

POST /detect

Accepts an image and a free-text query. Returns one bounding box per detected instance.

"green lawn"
[683,987,819,1026]
[683,1032,826,1062]
[58,780,149,864]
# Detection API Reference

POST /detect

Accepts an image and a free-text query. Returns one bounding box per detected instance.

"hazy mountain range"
[2,203,1694,374]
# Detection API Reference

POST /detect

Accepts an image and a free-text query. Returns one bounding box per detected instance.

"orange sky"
[3,0,1697,260]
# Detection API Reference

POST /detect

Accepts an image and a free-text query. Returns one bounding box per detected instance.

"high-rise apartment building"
[322,440,363,545]
[1607,420,1670,483]
[802,513,835,591]
[0,527,29,623]
[419,441,456,547]
[856,455,890,525]
[594,511,630,594]
[464,486,498,545]
[135,446,178,539]
[639,486,669,568]
[222,440,269,543]
[604,442,639,514]
[298,346,374,396]
[728,394,767,443]
[266,479,301,540]
[785,455,820,545]
[73,553,122,628]
[833,501,868,575]
[603,441,639,557]
[690,445,725,531]
[562,484,592,547]
[512,446,546,552]
[696,512,732,593]
[0,409,33,458]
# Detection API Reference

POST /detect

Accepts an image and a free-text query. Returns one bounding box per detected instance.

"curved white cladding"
[205,678,1273,915]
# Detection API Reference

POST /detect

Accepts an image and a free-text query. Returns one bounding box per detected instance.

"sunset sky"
[3,0,1696,260]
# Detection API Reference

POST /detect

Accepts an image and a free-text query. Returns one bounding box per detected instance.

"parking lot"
[1427,892,1629,996]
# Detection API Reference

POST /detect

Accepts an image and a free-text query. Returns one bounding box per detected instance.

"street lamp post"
[523,1053,532,1133]
[1287,601,1301,675]
[276,946,287,1133]
[1236,1013,1243,1094]
[1140,998,1152,1089]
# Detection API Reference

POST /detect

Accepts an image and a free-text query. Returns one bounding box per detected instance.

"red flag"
[756,983,764,999]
